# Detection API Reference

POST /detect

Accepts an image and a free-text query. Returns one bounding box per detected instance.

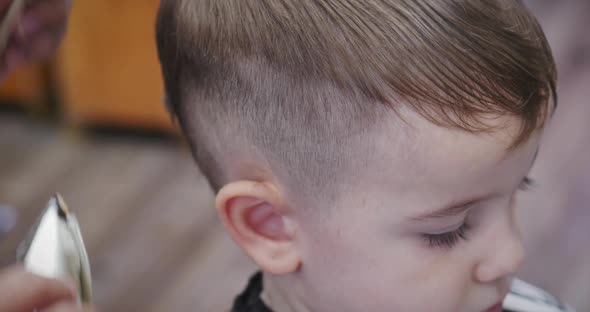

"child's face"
[292,110,540,312]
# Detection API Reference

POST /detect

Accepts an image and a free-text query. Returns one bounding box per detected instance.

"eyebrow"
[409,195,492,222]
[412,147,540,222]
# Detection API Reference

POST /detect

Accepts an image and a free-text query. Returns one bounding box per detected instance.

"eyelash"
[422,223,471,249]
[423,176,533,250]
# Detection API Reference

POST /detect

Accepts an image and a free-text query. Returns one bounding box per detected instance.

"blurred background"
[0,0,588,311]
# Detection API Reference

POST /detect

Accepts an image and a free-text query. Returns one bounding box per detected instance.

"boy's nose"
[474,222,525,283]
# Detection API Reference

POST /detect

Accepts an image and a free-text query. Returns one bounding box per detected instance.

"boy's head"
[156,1,556,311]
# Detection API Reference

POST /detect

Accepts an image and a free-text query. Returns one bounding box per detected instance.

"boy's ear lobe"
[216,181,300,275]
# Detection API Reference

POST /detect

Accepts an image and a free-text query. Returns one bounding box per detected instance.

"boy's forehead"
[363,109,539,193]
[330,110,541,223]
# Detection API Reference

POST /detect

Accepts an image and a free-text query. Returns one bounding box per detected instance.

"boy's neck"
[262,272,311,312]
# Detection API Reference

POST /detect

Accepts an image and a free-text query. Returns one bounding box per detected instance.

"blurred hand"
[0,265,96,312]
[0,0,72,79]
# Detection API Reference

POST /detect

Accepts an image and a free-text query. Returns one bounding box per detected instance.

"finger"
[41,302,96,312]
[0,266,76,312]
[22,0,70,36]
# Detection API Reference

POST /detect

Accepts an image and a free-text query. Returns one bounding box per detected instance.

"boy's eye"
[421,176,533,250]
[422,223,471,249]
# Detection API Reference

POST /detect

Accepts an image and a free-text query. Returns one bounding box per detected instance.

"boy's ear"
[215,181,300,275]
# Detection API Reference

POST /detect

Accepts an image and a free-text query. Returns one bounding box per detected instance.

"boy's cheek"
[305,250,473,312]
[298,218,482,311]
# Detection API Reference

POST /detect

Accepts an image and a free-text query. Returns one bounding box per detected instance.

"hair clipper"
[16,194,93,303]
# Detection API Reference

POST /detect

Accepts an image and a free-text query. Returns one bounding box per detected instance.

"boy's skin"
[216,107,542,312]
[0,266,95,312]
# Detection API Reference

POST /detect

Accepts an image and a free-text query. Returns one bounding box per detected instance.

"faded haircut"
[155,0,556,195]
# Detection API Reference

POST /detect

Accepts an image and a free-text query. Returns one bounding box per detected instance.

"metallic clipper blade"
[16,194,93,303]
